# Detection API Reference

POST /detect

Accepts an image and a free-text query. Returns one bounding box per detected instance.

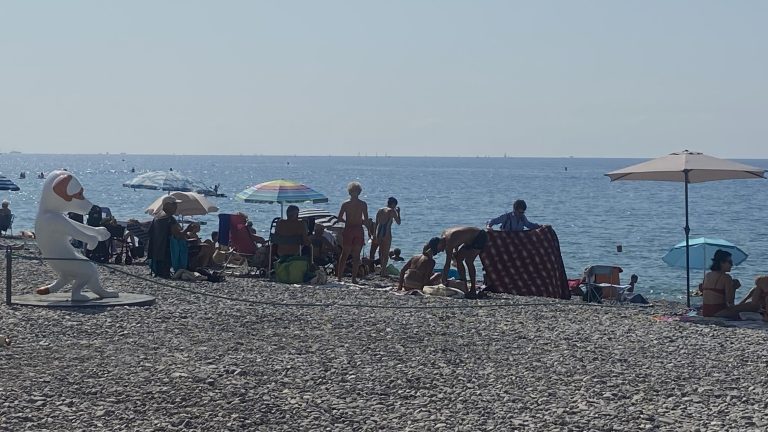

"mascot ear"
[52,174,75,202]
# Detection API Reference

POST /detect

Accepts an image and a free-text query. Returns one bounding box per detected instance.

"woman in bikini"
[701,249,757,318]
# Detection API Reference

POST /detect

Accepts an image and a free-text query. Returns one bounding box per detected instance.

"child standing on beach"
[337,182,370,284]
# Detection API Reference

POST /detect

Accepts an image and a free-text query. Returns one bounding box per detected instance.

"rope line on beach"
[9,253,613,310]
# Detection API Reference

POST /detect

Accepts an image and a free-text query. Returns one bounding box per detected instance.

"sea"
[2,153,767,303]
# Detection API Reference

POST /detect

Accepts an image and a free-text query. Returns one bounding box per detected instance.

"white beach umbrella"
[145,192,219,217]
[606,150,765,306]
[124,170,215,194]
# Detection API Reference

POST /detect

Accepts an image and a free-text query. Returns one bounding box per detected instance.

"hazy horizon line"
[2,151,768,160]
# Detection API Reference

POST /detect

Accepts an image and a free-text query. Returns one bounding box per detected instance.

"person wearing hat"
[486,199,542,232]
[147,195,186,278]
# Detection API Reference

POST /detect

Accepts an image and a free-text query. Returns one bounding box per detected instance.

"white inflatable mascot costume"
[34,170,119,301]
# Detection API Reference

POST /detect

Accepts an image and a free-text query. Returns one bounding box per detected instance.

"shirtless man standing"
[370,197,401,277]
[337,182,370,283]
[430,227,488,297]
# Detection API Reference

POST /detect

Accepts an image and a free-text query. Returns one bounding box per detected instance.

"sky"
[1,1,766,157]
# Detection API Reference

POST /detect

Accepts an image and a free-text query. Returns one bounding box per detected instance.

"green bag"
[275,256,310,284]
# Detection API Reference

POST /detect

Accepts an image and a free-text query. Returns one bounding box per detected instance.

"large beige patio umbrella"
[145,191,219,217]
[606,150,765,307]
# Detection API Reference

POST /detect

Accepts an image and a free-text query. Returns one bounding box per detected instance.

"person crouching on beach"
[429,227,488,298]
[397,240,441,291]
[370,197,401,277]
[487,199,541,232]
[337,182,371,284]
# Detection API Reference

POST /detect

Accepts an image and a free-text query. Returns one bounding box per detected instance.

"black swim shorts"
[467,230,488,251]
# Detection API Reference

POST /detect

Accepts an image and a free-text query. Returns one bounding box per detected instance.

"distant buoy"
[616,244,623,253]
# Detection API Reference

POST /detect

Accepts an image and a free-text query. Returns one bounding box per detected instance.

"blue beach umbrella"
[0,175,20,191]
[235,179,328,215]
[123,170,204,192]
[662,237,748,271]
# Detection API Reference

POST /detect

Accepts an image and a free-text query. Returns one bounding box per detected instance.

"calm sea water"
[2,154,767,302]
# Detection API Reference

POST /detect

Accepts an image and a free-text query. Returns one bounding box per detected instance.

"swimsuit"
[701,274,727,317]
[702,287,726,316]
[376,218,393,239]
[463,230,488,251]
[342,224,365,248]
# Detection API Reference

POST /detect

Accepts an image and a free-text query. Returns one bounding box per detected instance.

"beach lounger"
[124,220,151,258]
[0,213,14,237]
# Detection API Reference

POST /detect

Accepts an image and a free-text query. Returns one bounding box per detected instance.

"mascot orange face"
[40,171,95,215]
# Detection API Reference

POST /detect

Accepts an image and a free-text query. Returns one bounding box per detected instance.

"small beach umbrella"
[0,175,20,191]
[145,192,219,217]
[235,180,328,215]
[123,170,207,193]
[662,238,748,270]
[606,150,765,306]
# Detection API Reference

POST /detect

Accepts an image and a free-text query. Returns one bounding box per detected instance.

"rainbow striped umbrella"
[235,179,328,214]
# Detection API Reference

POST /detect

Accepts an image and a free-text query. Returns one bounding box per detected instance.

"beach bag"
[275,256,310,284]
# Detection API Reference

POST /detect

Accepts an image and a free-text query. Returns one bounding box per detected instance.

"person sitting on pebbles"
[398,240,441,291]
[397,238,466,293]
[700,249,755,318]
[738,276,768,320]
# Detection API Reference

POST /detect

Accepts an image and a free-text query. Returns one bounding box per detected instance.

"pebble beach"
[2,243,768,431]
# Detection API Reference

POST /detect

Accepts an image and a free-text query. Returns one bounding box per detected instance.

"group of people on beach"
[332,183,546,298]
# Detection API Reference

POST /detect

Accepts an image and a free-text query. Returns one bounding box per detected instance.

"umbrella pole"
[684,171,691,308]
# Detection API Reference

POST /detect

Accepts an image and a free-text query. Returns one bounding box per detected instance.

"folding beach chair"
[267,217,313,278]
[217,214,268,276]
[0,213,14,237]
[581,265,628,304]
[124,220,151,259]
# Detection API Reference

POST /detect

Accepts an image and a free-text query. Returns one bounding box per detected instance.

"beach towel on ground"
[423,284,465,298]
[480,226,570,299]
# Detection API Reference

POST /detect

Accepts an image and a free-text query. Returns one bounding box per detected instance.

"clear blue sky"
[1,1,766,157]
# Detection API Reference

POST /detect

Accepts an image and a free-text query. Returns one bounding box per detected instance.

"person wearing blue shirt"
[487,199,542,232]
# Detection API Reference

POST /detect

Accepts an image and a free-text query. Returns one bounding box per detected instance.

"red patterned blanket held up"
[480,226,571,299]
